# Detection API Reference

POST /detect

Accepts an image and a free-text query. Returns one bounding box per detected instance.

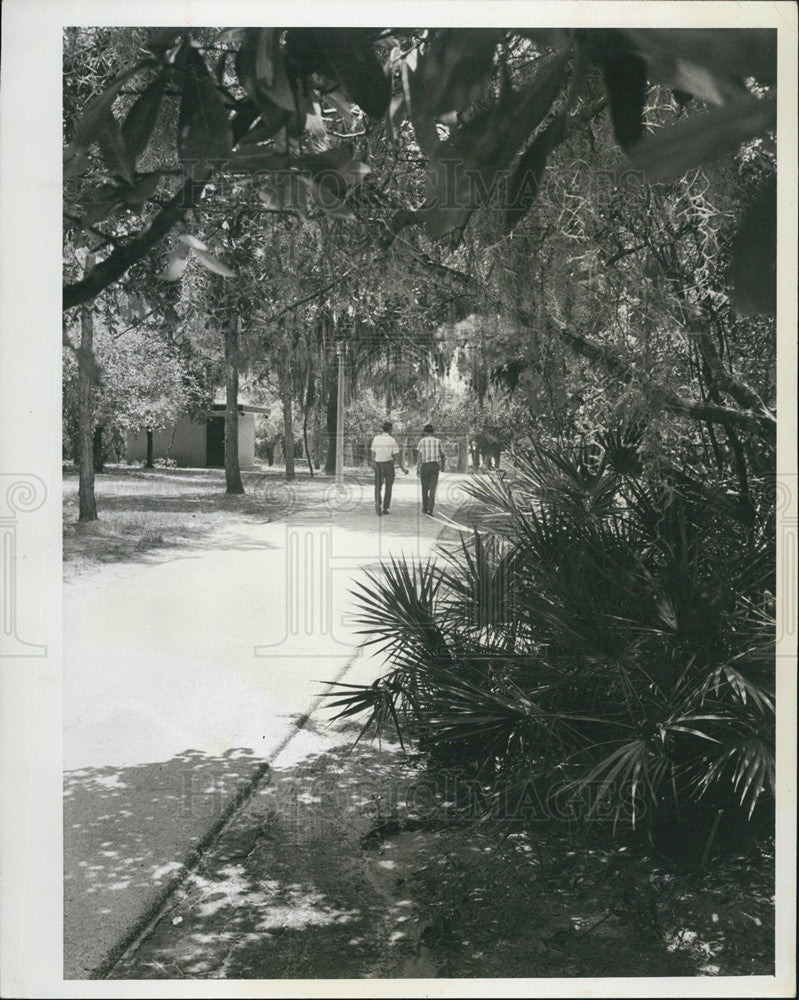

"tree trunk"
[303,371,315,476]
[324,378,337,475]
[303,404,314,477]
[93,426,105,472]
[145,429,154,468]
[224,314,244,494]
[78,280,97,521]
[282,374,295,481]
[458,437,468,473]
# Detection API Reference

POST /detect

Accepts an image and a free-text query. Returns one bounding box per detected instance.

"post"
[335,342,345,487]
[224,311,244,494]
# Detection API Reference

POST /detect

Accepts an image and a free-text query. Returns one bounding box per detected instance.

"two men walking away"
[370,420,446,518]
[416,423,445,517]
[370,421,408,515]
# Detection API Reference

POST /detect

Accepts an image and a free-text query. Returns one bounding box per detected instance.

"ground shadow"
[102,735,767,982]
[63,747,271,979]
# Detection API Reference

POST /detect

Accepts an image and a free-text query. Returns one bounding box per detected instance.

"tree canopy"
[62,26,778,497]
[63,27,777,313]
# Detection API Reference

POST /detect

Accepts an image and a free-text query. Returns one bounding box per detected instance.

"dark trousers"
[420,462,440,513]
[374,461,395,511]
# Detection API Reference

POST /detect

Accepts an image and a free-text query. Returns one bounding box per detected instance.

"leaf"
[227,149,288,173]
[95,111,135,184]
[503,114,567,232]
[309,179,356,221]
[159,245,189,281]
[297,143,354,174]
[178,46,233,174]
[236,29,297,118]
[304,102,327,142]
[236,124,284,148]
[730,176,776,317]
[600,51,648,151]
[388,90,407,137]
[63,146,89,180]
[627,95,776,183]
[121,71,168,166]
[340,159,371,184]
[423,52,570,238]
[194,249,236,278]
[323,88,356,129]
[403,58,440,157]
[311,29,390,119]
[144,28,185,55]
[624,28,777,97]
[177,233,209,251]
[258,186,280,209]
[415,29,501,119]
[230,100,265,145]
[122,171,162,207]
[70,60,154,150]
[257,30,296,112]
[79,183,126,225]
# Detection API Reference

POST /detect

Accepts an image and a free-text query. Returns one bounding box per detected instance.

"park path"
[63,473,469,979]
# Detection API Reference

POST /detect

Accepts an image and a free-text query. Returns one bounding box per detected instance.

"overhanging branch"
[516,312,777,444]
[63,171,213,311]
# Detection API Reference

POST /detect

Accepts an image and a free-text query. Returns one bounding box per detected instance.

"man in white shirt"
[370,421,408,515]
[415,423,445,516]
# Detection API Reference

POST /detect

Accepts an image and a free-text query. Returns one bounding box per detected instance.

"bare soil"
[108,733,774,980]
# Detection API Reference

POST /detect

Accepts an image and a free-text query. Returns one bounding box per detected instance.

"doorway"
[206,417,225,468]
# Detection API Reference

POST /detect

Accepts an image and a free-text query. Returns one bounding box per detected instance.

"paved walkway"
[63,473,469,979]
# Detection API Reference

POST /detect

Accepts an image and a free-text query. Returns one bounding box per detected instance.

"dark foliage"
[325,433,775,853]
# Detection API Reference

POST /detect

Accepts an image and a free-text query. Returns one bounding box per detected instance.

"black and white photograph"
[0,1,796,996]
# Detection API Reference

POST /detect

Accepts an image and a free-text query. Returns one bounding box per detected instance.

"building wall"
[238,413,255,468]
[126,413,256,468]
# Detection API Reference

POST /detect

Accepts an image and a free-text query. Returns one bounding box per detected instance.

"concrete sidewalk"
[63,473,468,979]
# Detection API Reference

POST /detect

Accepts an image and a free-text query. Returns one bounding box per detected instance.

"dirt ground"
[108,732,774,980]
[65,464,776,982]
[62,464,342,584]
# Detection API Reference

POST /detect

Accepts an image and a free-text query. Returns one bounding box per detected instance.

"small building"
[126,399,266,469]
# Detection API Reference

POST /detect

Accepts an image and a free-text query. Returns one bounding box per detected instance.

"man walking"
[370,421,408,516]
[416,423,445,516]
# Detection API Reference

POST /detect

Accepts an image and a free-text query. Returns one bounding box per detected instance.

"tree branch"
[63,213,127,250]
[62,171,213,311]
[260,271,355,326]
[517,313,776,444]
[688,326,774,419]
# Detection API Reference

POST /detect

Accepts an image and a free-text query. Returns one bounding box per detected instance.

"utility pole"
[335,341,345,487]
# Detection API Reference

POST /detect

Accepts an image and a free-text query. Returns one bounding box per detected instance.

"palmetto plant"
[324,434,775,842]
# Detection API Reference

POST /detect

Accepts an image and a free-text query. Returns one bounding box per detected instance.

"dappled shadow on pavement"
[106,732,770,982]
[63,748,271,979]
[102,733,722,981]
[108,739,439,980]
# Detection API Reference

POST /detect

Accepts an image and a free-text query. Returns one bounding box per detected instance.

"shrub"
[325,433,775,852]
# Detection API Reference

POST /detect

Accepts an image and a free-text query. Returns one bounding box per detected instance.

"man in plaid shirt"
[415,423,445,516]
